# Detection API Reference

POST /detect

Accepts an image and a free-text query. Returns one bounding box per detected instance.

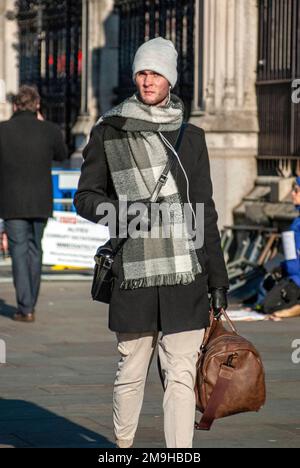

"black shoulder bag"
[91,123,186,304]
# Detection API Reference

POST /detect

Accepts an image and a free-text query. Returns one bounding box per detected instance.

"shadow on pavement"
[0,398,115,448]
[0,299,17,320]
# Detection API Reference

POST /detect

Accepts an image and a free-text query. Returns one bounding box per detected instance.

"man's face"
[135,70,170,106]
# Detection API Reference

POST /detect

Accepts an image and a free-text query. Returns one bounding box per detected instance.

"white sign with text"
[42,211,109,268]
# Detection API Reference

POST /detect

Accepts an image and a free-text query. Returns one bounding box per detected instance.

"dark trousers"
[4,219,47,315]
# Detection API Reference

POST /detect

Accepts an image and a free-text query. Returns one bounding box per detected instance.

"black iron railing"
[16,0,82,151]
[257,0,300,176]
[114,0,198,119]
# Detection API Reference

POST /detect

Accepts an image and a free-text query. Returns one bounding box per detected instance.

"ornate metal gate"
[114,0,198,118]
[16,0,82,150]
[257,0,300,176]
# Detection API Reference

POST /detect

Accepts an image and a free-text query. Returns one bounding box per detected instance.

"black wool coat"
[74,121,229,334]
[0,110,68,219]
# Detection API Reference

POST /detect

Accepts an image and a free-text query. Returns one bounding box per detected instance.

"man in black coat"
[0,85,68,322]
[74,38,229,448]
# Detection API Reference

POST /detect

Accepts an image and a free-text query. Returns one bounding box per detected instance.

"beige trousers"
[113,328,205,448]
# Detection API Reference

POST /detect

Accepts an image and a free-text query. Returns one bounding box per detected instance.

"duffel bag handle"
[221,309,237,333]
[201,309,237,351]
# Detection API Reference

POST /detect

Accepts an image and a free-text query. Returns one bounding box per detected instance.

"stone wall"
[190,0,259,228]
[0,0,18,122]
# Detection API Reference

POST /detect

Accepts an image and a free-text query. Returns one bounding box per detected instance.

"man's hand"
[210,287,228,319]
[0,232,8,256]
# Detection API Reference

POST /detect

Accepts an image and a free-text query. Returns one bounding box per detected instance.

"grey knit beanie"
[132,37,178,89]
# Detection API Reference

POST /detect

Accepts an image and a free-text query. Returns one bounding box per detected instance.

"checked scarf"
[99,93,202,290]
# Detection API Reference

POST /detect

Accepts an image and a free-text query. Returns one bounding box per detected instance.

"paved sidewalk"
[0,280,300,448]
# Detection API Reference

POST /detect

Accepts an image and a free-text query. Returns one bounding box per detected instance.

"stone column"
[72,0,118,150]
[223,0,236,111]
[0,0,18,121]
[0,3,5,111]
[191,0,259,227]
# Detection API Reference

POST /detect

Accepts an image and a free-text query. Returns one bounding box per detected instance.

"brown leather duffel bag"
[195,310,266,431]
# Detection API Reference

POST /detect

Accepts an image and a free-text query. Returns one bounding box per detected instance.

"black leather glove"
[209,287,228,319]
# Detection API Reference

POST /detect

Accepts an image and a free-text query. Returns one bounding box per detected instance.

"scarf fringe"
[120,264,202,290]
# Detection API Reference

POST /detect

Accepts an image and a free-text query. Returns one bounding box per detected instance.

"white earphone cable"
[158,131,197,230]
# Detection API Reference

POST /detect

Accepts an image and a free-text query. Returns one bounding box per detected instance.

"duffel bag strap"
[195,364,234,431]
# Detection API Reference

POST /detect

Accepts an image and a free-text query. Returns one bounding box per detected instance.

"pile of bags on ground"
[223,178,300,320]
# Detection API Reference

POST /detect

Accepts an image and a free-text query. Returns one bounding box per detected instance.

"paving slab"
[0,280,300,448]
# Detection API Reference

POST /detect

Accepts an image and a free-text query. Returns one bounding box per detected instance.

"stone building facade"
[0,0,18,121]
[190,0,259,226]
[0,0,265,227]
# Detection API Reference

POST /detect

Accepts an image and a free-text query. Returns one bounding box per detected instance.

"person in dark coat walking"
[74,38,229,448]
[0,85,68,322]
